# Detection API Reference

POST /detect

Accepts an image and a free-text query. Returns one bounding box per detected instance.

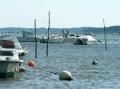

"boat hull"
[17,37,40,42]
[48,38,64,43]
[74,35,95,45]
[40,38,65,43]
[74,39,94,45]
[0,60,21,77]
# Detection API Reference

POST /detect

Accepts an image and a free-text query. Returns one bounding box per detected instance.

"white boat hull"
[40,37,65,43]
[0,60,22,77]
[74,35,96,45]
[48,38,65,43]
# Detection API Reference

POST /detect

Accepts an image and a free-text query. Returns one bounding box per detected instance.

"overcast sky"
[0,0,119,28]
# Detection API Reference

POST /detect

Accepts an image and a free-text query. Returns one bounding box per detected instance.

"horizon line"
[0,25,120,29]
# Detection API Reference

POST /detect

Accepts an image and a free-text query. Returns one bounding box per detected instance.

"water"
[1,35,120,89]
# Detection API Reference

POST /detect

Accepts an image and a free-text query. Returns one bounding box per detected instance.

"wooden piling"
[103,19,107,50]
[46,11,50,56]
[34,19,37,58]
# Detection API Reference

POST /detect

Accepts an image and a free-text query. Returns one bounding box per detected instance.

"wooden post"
[34,19,37,58]
[103,19,107,50]
[46,11,50,56]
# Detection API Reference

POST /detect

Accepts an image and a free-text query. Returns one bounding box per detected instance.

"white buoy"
[59,70,73,81]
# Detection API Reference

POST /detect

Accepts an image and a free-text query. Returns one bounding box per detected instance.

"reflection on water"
[0,35,120,89]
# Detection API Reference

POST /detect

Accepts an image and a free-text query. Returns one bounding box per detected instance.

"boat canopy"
[0,36,22,49]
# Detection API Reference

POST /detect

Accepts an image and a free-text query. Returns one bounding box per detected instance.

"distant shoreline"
[0,25,120,34]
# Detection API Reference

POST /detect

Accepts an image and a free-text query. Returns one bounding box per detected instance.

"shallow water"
[0,35,120,89]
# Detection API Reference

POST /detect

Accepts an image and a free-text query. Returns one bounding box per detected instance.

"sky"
[0,0,120,28]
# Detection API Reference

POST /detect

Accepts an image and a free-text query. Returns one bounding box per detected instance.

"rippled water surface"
[1,35,120,89]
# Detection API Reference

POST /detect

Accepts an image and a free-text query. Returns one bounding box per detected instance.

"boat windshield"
[0,51,13,56]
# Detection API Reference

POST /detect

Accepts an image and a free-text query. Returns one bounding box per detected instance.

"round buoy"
[59,70,73,81]
[27,60,36,67]
[92,60,98,65]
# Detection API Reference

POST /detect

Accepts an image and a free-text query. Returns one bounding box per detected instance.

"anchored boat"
[0,36,28,77]
[0,48,23,77]
[74,35,96,45]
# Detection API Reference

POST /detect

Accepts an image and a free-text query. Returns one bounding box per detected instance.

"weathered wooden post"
[103,19,107,50]
[46,11,50,56]
[34,19,37,58]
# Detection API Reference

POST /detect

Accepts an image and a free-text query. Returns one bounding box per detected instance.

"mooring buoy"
[59,70,73,81]
[27,60,36,67]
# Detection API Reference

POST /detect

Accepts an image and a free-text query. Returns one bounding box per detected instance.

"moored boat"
[0,48,23,77]
[74,35,96,45]
[0,36,28,77]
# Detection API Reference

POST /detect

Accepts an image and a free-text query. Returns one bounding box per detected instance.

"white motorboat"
[74,35,96,45]
[0,48,23,77]
[0,36,28,77]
